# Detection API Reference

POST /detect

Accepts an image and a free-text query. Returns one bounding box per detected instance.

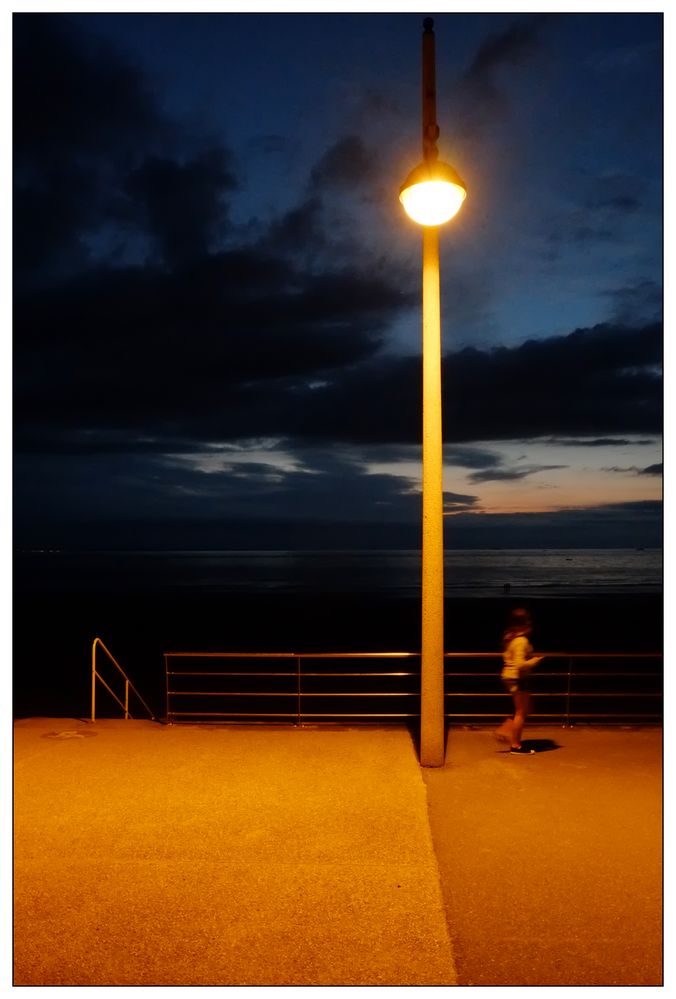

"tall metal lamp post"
[399,17,467,766]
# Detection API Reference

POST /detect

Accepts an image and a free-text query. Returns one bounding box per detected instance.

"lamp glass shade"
[399,162,467,226]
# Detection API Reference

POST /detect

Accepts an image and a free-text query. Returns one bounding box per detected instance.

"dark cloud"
[591,195,641,213]
[465,17,544,76]
[467,464,568,484]
[544,437,656,447]
[287,321,661,447]
[262,197,326,256]
[14,448,428,533]
[309,135,377,192]
[14,248,411,453]
[603,279,663,326]
[445,446,502,470]
[443,492,480,514]
[601,461,663,477]
[13,14,169,283]
[15,310,662,455]
[124,149,238,267]
[13,14,242,286]
[453,15,549,130]
[13,14,162,162]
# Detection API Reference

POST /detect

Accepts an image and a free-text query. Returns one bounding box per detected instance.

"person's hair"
[503,607,532,648]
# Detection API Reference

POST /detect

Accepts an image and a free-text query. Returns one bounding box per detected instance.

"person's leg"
[495,684,517,741]
[511,690,531,748]
[495,717,514,741]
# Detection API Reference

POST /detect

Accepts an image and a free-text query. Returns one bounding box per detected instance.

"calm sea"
[15,547,663,598]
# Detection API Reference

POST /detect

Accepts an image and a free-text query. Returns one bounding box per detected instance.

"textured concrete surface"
[13,720,456,987]
[423,725,663,986]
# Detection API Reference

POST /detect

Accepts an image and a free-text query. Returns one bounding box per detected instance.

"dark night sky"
[12,11,663,550]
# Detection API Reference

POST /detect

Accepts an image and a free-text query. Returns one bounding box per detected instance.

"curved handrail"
[91,637,155,722]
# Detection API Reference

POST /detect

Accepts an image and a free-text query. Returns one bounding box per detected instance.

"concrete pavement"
[424,724,663,986]
[13,720,662,986]
[13,719,456,987]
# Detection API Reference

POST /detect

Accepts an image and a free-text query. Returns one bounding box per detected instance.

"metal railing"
[91,637,155,722]
[164,650,662,726]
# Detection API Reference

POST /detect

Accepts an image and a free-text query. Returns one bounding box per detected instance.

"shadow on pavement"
[522,738,562,753]
[494,738,563,754]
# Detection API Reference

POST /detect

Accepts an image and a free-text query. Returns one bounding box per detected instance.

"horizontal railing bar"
[169,691,297,698]
[170,691,419,698]
[165,650,661,659]
[169,670,661,679]
[168,712,299,717]
[303,672,415,677]
[295,713,418,718]
[166,653,298,659]
[168,671,418,679]
[443,674,662,681]
[442,691,661,698]
[165,651,419,659]
[301,692,416,698]
[444,652,662,659]
[169,672,297,678]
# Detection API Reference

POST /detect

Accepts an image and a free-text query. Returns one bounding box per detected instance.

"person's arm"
[511,636,543,672]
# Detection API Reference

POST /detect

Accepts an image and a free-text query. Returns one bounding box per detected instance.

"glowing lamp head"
[399,161,467,226]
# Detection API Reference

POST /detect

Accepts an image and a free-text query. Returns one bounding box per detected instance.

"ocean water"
[16,547,663,597]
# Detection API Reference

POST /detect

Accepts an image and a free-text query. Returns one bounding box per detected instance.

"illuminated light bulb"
[399,162,467,226]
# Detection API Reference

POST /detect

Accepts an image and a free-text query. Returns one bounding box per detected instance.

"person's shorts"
[502,676,530,694]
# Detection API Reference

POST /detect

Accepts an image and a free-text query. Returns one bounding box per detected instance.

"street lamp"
[400,17,467,767]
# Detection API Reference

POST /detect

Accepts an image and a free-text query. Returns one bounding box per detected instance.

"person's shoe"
[510,745,535,755]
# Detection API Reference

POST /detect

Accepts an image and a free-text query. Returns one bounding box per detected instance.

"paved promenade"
[13,719,455,987]
[13,719,662,987]
[424,724,663,987]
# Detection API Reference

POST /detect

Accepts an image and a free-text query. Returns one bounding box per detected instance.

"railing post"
[125,680,129,720]
[164,654,170,724]
[91,641,97,723]
[564,656,573,727]
[297,655,302,727]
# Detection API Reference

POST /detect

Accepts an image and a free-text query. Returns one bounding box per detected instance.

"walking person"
[495,607,543,754]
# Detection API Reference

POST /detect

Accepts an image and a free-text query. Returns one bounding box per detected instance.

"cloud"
[14,248,412,450]
[13,14,170,282]
[443,492,480,514]
[284,321,661,447]
[603,279,663,326]
[445,446,503,470]
[309,135,377,192]
[467,464,568,484]
[590,195,641,213]
[543,437,656,447]
[124,149,238,267]
[15,309,662,456]
[453,15,549,132]
[13,14,163,162]
[14,447,429,532]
